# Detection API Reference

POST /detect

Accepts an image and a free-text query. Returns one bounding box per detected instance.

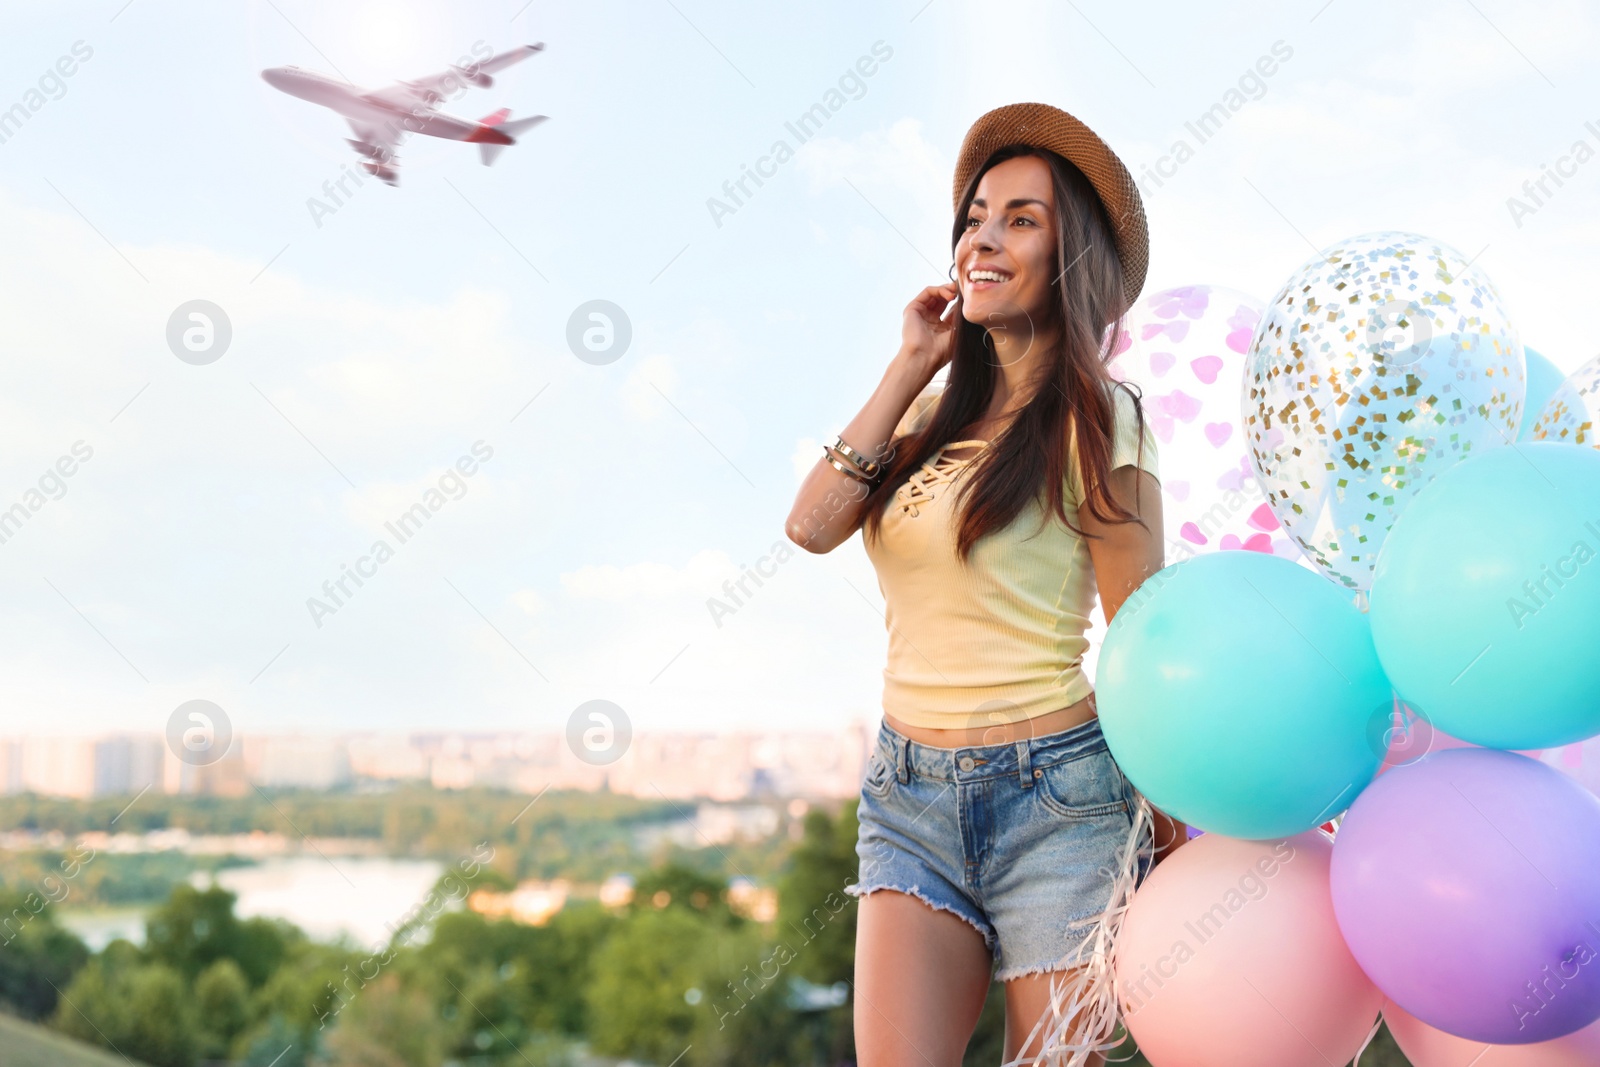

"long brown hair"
[860,143,1150,562]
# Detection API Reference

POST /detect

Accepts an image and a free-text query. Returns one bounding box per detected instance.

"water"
[59,855,445,951]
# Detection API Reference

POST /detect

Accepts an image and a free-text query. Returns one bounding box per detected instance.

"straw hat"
[951,102,1149,317]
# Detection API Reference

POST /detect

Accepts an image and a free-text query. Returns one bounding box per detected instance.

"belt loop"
[896,735,910,783]
[1017,739,1033,789]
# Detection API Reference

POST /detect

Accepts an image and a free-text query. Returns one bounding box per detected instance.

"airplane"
[261,43,547,186]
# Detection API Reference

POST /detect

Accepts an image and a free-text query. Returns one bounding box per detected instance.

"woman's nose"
[972,219,1001,252]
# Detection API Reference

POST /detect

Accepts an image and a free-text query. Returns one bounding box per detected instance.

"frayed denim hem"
[844,880,998,955]
[992,948,1094,984]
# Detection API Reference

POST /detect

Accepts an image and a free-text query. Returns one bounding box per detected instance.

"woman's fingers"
[910,284,958,323]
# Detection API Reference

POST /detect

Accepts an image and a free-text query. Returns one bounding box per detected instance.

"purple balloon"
[1331,748,1600,1044]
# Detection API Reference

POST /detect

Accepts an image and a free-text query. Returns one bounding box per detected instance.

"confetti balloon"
[1243,231,1524,591]
[1529,352,1600,448]
[1110,284,1298,560]
[1517,347,1568,441]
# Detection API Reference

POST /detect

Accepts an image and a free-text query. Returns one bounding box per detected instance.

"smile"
[967,268,1012,287]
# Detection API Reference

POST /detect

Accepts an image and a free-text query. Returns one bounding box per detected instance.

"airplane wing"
[344,118,407,185]
[368,43,545,108]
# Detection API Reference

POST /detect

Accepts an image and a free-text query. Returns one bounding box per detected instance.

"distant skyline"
[0,0,1596,737]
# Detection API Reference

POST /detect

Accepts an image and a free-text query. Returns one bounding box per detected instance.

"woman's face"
[955,154,1059,335]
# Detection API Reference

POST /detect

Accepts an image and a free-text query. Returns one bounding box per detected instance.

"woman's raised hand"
[899,283,960,377]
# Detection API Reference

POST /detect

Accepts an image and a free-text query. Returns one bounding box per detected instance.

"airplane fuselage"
[261,67,511,145]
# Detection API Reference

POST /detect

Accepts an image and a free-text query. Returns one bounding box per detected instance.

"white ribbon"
[1004,790,1157,1067]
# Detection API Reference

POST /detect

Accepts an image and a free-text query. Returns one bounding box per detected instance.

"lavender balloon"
[1331,748,1600,1044]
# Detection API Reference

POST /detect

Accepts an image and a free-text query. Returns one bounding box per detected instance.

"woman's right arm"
[785,284,960,554]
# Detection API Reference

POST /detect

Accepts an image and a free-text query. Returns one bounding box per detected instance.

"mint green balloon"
[1517,347,1567,441]
[1097,551,1392,840]
[1370,442,1600,749]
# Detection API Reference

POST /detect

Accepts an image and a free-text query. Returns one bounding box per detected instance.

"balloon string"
[1350,1008,1384,1067]
[1003,790,1156,1067]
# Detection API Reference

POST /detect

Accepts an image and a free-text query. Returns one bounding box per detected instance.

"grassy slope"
[0,1012,152,1067]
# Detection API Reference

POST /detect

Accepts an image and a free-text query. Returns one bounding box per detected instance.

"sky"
[0,0,1595,739]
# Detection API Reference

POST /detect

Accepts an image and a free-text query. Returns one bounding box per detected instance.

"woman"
[785,103,1189,1066]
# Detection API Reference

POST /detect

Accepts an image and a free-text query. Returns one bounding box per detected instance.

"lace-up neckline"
[895,439,989,518]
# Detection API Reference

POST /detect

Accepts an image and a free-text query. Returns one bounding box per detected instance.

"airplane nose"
[261,67,291,89]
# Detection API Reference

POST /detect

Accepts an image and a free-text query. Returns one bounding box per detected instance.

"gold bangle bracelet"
[823,446,877,485]
[832,435,884,477]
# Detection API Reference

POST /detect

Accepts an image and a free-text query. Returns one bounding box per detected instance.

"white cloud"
[560,549,732,600]
[622,353,678,420]
[792,436,823,484]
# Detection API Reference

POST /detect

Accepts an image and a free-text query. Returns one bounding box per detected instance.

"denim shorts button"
[958,756,975,772]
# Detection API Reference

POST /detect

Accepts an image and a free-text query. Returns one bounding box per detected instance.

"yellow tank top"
[862,380,1159,729]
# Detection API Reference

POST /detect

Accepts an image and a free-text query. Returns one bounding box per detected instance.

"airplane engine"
[452,65,494,89]
[345,138,389,161]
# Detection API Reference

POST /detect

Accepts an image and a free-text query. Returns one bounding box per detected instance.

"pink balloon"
[1110,285,1303,563]
[1114,831,1380,1067]
[1384,997,1600,1066]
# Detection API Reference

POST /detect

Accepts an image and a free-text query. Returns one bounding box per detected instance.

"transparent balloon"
[1529,351,1600,448]
[1242,231,1524,590]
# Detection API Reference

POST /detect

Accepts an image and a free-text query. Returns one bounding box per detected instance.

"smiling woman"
[787,100,1189,1067]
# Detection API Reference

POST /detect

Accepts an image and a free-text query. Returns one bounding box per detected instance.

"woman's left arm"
[1080,462,1190,867]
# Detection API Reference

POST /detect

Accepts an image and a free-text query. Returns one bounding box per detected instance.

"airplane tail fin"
[477,110,548,165]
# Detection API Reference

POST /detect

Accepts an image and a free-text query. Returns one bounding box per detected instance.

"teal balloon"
[1096,551,1392,840]
[1517,347,1567,440]
[1370,442,1600,749]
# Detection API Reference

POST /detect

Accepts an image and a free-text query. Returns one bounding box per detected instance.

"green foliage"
[13,794,1266,1067]
[774,802,860,986]
[52,958,199,1067]
[687,921,817,1067]
[405,901,616,1044]
[0,889,89,1019]
[192,958,250,1060]
[143,883,291,987]
[631,861,742,925]
[0,787,773,883]
[584,906,710,1064]
[240,1013,319,1067]
[316,973,445,1067]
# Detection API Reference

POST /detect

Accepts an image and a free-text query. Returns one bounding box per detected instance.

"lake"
[60,855,445,951]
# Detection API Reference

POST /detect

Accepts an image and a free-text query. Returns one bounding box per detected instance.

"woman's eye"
[1013,215,1035,226]
[965,215,980,227]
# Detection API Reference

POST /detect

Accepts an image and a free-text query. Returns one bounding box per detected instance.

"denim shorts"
[844,714,1151,981]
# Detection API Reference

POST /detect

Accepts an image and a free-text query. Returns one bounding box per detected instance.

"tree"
[584,906,712,1064]
[775,803,860,986]
[143,883,290,987]
[194,958,251,1060]
[52,959,199,1067]
[631,861,741,926]
[316,973,446,1067]
[0,890,89,1018]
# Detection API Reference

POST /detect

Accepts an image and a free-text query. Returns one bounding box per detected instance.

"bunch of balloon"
[1344,438,1600,1050]
[1096,548,1391,1067]
[1092,231,1600,1065]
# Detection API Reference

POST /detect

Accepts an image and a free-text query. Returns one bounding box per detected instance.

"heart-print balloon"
[1111,284,1300,563]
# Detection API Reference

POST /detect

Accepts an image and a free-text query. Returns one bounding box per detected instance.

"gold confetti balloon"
[1242,231,1524,592]
[1529,352,1600,448]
